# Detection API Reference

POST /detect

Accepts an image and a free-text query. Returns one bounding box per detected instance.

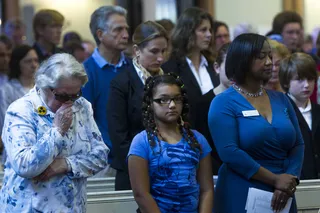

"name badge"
[242,110,259,117]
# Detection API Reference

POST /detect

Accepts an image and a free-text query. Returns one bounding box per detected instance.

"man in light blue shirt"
[82,6,130,165]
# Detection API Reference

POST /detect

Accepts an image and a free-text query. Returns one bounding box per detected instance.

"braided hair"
[142,73,201,153]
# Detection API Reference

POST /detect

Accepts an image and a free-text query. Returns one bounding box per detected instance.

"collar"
[185,55,208,67]
[34,42,57,57]
[288,93,311,113]
[92,48,127,68]
[299,99,312,113]
[133,60,144,84]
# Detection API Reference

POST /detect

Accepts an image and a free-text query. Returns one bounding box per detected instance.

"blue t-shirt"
[128,129,212,213]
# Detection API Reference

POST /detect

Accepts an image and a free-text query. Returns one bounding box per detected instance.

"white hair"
[90,5,127,45]
[35,53,88,89]
[233,23,258,40]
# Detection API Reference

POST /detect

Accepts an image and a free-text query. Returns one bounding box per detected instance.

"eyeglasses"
[51,89,82,102]
[153,96,183,105]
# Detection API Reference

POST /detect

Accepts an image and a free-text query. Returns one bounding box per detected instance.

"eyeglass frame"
[50,88,82,102]
[152,96,184,105]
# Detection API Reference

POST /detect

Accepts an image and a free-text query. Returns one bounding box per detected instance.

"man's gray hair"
[90,5,127,45]
[35,53,88,89]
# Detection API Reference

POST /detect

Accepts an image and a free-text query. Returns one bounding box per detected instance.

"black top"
[107,62,145,172]
[32,43,65,63]
[162,57,222,174]
[287,94,320,179]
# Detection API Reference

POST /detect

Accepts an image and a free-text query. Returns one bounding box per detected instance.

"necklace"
[232,84,264,98]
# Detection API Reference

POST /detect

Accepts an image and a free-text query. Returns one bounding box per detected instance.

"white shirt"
[133,61,145,84]
[186,55,214,95]
[289,94,312,130]
[298,99,312,130]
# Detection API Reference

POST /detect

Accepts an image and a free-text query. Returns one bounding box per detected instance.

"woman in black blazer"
[162,7,221,174]
[107,21,168,190]
[279,52,320,179]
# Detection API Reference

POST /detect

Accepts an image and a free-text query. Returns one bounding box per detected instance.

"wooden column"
[3,0,20,21]
[283,0,304,18]
[295,0,304,18]
[196,0,215,18]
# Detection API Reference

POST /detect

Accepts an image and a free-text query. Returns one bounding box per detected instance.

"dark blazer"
[162,57,222,174]
[32,43,64,63]
[287,95,320,179]
[107,62,145,173]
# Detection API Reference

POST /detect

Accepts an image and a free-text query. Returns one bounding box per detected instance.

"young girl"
[128,73,213,213]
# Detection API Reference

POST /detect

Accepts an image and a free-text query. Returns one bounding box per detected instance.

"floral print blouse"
[0,87,109,213]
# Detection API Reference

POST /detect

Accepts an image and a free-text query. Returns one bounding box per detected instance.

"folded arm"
[2,106,64,178]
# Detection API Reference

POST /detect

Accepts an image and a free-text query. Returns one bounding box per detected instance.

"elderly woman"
[264,39,290,92]
[0,53,109,212]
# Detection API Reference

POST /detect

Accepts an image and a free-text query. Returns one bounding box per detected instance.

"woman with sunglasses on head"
[128,73,213,213]
[208,34,304,213]
[107,21,168,190]
[0,53,109,212]
[162,7,220,175]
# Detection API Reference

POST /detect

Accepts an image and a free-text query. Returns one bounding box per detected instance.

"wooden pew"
[296,179,320,212]
[1,171,320,213]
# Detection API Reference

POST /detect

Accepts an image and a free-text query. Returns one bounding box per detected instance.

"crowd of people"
[0,3,320,213]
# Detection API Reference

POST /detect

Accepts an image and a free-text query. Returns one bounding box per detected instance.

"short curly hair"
[272,11,303,34]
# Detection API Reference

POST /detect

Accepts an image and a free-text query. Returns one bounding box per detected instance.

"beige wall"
[18,0,320,44]
[305,0,320,34]
[215,0,282,38]
[19,0,114,45]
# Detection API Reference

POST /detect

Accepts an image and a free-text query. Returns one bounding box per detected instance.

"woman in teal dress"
[208,33,304,213]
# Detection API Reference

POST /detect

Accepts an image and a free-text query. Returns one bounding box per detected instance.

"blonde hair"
[268,39,290,59]
[132,21,168,48]
[33,9,64,40]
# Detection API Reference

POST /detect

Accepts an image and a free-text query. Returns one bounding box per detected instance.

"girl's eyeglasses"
[152,96,183,105]
[51,89,82,102]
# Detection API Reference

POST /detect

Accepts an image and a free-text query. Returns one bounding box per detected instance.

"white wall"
[215,0,282,38]
[18,0,320,45]
[142,0,156,21]
[19,0,114,45]
[305,0,320,35]
[142,0,177,23]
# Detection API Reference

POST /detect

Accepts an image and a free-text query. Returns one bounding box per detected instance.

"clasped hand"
[33,158,68,182]
[271,174,297,212]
